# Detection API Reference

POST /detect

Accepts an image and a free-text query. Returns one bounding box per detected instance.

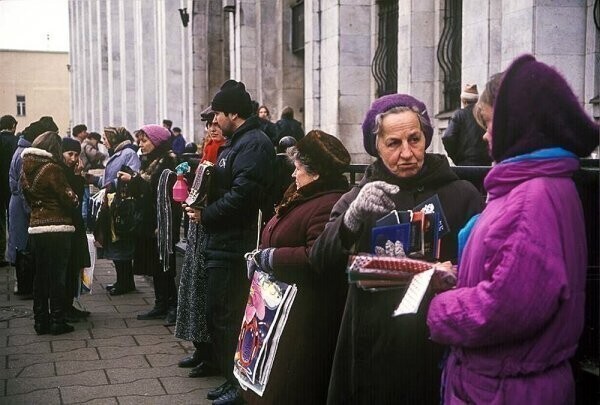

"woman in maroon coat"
[244,130,351,404]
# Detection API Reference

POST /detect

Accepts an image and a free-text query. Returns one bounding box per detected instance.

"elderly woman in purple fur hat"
[310,94,484,404]
[427,55,599,404]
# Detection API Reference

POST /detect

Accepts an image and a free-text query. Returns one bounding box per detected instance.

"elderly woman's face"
[293,160,318,189]
[376,111,426,178]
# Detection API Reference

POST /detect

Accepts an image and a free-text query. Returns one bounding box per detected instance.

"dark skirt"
[174,222,211,343]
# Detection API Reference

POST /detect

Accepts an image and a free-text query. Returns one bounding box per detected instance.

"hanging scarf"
[157,169,176,272]
[202,138,225,164]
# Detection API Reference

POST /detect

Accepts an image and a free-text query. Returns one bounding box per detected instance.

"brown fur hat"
[294,130,351,176]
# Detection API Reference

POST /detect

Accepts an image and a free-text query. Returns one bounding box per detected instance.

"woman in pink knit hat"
[117,124,181,325]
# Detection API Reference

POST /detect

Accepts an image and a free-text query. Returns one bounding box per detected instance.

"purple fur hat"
[140,124,171,148]
[492,54,599,161]
[362,94,433,157]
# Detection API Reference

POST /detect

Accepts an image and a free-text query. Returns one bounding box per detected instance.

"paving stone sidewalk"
[0,257,223,404]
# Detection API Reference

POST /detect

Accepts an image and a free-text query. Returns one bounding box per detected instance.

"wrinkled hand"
[374,240,406,258]
[245,250,259,280]
[343,181,399,232]
[117,171,132,182]
[244,248,275,280]
[184,204,202,223]
[431,261,457,292]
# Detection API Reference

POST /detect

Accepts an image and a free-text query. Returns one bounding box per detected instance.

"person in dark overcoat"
[310,94,484,404]
[118,124,180,325]
[244,130,351,404]
[60,137,91,322]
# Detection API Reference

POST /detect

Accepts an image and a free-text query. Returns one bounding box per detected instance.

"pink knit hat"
[140,124,171,147]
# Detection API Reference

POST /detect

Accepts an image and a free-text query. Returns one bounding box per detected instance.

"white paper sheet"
[392,268,434,316]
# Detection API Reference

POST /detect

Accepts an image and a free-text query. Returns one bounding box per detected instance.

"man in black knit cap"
[185,80,275,405]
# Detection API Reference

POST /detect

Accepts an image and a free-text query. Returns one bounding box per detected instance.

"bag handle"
[255,209,262,250]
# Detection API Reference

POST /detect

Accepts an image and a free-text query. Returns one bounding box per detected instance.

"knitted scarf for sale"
[157,169,176,272]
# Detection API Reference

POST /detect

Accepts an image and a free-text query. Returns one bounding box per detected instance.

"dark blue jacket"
[202,116,275,263]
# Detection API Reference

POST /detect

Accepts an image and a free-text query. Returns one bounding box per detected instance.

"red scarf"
[202,138,225,164]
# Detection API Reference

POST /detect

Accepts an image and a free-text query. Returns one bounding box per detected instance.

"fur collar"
[21,147,53,159]
[275,175,349,217]
[139,151,177,182]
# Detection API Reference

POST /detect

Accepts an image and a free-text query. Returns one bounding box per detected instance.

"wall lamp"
[179,8,189,27]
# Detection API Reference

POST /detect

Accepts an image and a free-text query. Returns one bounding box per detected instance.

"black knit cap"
[62,137,81,153]
[295,130,351,176]
[211,80,253,118]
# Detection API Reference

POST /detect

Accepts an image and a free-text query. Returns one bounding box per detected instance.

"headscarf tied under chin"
[103,126,131,148]
[491,54,599,162]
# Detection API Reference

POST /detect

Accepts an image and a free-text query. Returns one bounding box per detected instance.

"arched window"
[437,0,462,111]
[372,0,398,97]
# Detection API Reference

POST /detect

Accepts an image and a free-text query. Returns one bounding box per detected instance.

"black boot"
[212,381,242,404]
[207,381,232,400]
[178,350,202,368]
[164,306,177,326]
[136,306,167,320]
[33,298,49,335]
[15,251,33,295]
[110,261,135,295]
[49,308,74,335]
[138,273,167,320]
[164,288,178,326]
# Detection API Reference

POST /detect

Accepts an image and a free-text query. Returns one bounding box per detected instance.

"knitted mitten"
[343,181,399,232]
[254,248,275,273]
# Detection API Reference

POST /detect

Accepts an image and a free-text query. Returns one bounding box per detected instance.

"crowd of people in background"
[0,53,597,405]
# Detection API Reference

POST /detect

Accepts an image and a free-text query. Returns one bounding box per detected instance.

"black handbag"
[111,181,142,237]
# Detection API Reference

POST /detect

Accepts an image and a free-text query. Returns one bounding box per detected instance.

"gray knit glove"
[343,181,399,232]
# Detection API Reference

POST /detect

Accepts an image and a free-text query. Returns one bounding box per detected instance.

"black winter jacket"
[442,104,491,166]
[0,130,18,206]
[310,154,484,405]
[275,117,304,142]
[202,116,275,263]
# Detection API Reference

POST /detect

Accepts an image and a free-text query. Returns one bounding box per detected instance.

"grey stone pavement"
[0,257,223,404]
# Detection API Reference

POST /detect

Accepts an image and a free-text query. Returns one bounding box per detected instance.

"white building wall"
[68,0,194,139]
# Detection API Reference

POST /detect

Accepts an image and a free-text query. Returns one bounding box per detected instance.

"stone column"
[191,0,227,143]
[501,0,587,101]
[305,0,373,163]
[397,0,437,151]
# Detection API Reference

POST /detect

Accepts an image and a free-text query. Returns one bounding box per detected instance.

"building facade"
[0,50,70,135]
[69,0,599,161]
[68,0,197,138]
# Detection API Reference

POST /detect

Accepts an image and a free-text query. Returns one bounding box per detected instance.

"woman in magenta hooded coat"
[427,55,599,404]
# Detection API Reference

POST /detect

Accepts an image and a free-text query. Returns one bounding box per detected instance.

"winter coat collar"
[17,136,31,148]
[110,140,134,155]
[485,151,579,202]
[275,175,349,217]
[139,151,177,182]
[362,153,459,191]
[21,147,54,159]
[226,115,261,144]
